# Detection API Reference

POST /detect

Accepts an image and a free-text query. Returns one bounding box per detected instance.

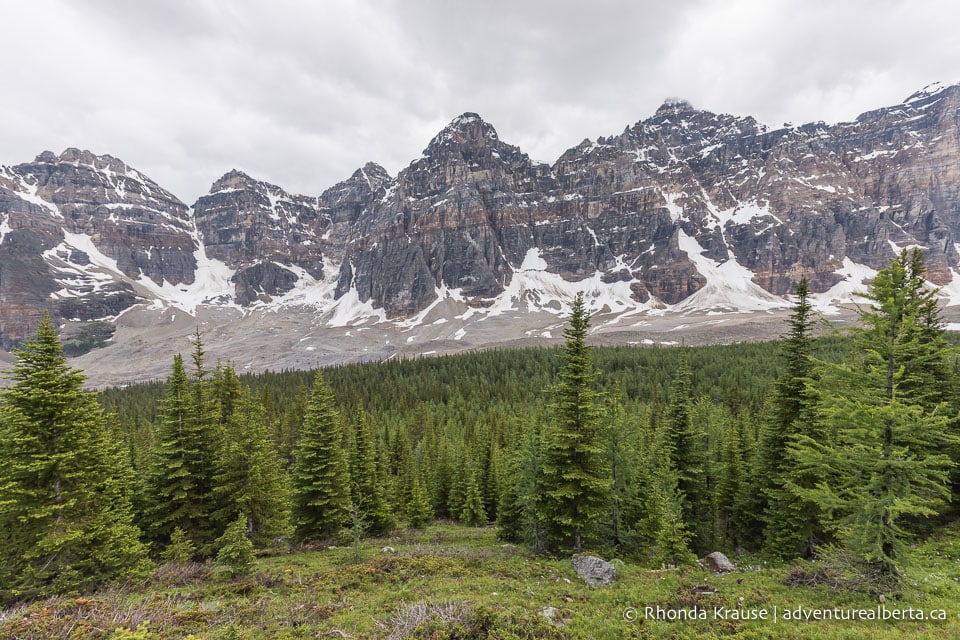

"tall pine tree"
[144,352,219,554]
[663,349,708,550]
[291,370,351,541]
[0,314,149,602]
[537,292,611,553]
[348,408,394,536]
[212,385,292,547]
[762,277,822,558]
[788,250,956,582]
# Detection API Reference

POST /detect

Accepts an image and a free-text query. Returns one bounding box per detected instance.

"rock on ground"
[571,554,616,587]
[702,551,736,573]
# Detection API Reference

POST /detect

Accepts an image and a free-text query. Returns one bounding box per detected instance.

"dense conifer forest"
[2,249,959,615]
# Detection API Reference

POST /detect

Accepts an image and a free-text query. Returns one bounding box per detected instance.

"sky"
[2,0,957,202]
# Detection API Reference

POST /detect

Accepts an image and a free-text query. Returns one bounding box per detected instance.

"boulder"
[571,554,616,587]
[702,551,736,573]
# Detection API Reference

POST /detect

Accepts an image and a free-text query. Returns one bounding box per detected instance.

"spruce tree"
[0,314,149,602]
[291,370,351,541]
[214,514,255,580]
[446,445,468,518]
[788,250,955,582]
[144,354,215,551]
[762,277,823,557]
[650,467,697,567]
[663,350,707,549]
[348,408,394,536]
[211,361,243,429]
[636,408,697,566]
[407,471,434,529]
[603,385,642,554]
[764,277,817,466]
[144,333,222,555]
[161,527,197,564]
[644,429,696,567]
[212,387,292,547]
[713,422,743,549]
[537,292,612,553]
[460,462,488,526]
[497,414,545,548]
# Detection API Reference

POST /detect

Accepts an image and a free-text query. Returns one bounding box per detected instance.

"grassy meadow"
[3,521,959,639]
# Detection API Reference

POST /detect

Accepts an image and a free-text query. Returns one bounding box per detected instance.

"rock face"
[325,83,960,318]
[0,151,195,348]
[17,149,196,285]
[335,113,555,315]
[193,169,328,280]
[571,554,616,587]
[2,83,960,353]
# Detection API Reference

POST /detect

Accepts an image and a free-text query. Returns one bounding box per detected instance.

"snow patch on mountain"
[712,200,782,227]
[143,242,236,312]
[673,230,788,313]
[398,285,466,329]
[663,192,685,222]
[323,284,387,327]
[43,229,238,314]
[809,258,878,314]
[484,248,659,319]
[934,269,960,308]
[0,214,11,245]
[10,175,63,218]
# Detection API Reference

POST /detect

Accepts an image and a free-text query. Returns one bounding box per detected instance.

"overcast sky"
[2,0,957,202]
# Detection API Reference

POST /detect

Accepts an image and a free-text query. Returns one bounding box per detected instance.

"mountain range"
[1,82,959,383]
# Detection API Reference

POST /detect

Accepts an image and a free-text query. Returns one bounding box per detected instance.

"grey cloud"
[1,0,957,203]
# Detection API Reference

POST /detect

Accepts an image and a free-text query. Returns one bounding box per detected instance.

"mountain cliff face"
[2,83,959,354]
[0,149,197,348]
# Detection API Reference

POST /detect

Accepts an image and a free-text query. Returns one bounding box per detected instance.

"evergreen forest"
[2,249,960,629]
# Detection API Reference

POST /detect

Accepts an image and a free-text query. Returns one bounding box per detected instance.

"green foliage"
[348,408,394,536]
[459,463,488,526]
[713,420,743,549]
[291,371,351,541]
[762,277,823,558]
[0,314,149,603]
[663,349,709,550]
[88,294,960,579]
[212,381,292,547]
[640,417,697,566]
[408,471,435,529]
[214,514,255,580]
[161,526,196,564]
[788,250,956,583]
[537,292,612,553]
[496,414,546,548]
[601,386,643,555]
[650,469,697,567]
[143,352,218,554]
[108,623,157,639]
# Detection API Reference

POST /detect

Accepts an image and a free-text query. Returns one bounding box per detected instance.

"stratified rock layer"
[1,83,959,349]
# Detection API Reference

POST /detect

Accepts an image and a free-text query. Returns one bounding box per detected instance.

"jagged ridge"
[1,83,960,351]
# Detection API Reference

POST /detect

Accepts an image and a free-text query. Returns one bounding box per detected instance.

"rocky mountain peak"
[4,83,960,365]
[208,169,261,194]
[654,98,696,117]
[425,112,500,152]
[350,162,392,191]
[39,148,130,175]
[34,150,58,163]
[904,81,956,104]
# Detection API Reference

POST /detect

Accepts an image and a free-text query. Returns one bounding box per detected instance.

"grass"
[2,522,960,639]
